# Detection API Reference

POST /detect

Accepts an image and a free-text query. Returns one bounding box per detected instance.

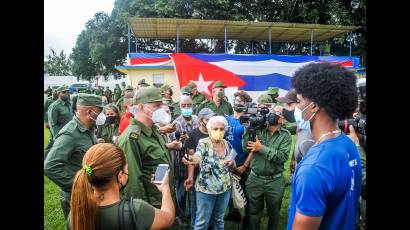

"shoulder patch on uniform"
[129,127,141,140]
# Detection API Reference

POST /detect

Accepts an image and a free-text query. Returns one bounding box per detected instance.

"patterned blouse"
[194,137,234,194]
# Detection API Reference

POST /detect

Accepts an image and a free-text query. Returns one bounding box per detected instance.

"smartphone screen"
[154,164,169,184]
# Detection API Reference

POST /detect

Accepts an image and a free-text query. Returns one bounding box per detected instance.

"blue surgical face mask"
[181,107,193,117]
[294,102,316,132]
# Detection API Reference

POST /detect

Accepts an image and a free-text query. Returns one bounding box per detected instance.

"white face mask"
[151,108,171,125]
[95,112,107,126]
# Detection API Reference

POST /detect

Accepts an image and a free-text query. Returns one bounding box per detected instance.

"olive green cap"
[124,85,134,91]
[137,78,150,86]
[133,86,169,105]
[212,81,227,90]
[187,82,197,89]
[77,93,104,108]
[267,87,279,95]
[56,85,68,92]
[257,94,273,104]
[160,84,173,93]
[180,86,191,95]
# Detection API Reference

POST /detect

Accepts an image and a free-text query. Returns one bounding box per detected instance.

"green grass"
[44,127,67,230]
[44,127,295,229]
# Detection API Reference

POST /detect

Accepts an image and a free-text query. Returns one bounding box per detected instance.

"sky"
[44,0,115,57]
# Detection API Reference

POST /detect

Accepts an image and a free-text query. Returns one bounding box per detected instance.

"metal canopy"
[128,17,359,42]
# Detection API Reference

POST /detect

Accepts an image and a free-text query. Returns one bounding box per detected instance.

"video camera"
[239,103,270,142]
[338,105,366,150]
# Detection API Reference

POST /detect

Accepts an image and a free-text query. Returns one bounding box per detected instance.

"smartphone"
[153,164,169,184]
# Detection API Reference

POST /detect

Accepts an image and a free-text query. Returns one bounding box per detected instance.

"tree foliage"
[70,0,366,80]
[44,48,72,76]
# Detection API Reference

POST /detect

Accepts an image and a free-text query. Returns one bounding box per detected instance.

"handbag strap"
[118,199,127,230]
[128,197,138,230]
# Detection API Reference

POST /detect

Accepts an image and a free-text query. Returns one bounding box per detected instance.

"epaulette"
[129,127,141,140]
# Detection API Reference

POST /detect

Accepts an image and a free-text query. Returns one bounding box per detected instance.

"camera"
[239,103,270,142]
[338,114,366,150]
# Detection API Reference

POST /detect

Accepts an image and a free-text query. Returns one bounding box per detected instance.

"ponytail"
[70,170,97,230]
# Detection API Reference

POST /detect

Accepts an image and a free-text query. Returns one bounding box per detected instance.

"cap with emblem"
[276,88,297,103]
[198,108,215,120]
[77,93,104,108]
[124,85,134,91]
[187,82,197,89]
[133,86,169,104]
[257,94,273,104]
[137,78,150,87]
[267,87,279,95]
[57,85,69,92]
[212,81,227,90]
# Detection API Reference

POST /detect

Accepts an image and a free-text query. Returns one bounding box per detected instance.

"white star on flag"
[190,73,213,96]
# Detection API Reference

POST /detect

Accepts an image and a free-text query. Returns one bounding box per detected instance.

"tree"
[71,0,366,79]
[44,48,72,76]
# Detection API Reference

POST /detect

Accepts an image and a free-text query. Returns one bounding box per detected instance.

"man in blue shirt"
[287,62,362,230]
[224,90,253,228]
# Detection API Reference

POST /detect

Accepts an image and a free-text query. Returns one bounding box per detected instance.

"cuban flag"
[126,52,360,103]
[170,53,359,102]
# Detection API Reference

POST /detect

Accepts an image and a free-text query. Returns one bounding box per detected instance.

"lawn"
[44,127,295,229]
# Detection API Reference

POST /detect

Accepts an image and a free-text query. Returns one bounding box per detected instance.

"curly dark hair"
[234,90,252,103]
[292,62,358,121]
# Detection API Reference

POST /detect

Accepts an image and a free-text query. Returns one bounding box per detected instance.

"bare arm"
[291,211,322,230]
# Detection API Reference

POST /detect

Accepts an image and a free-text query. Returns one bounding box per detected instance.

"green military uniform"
[121,81,126,90]
[243,125,291,230]
[114,85,122,102]
[187,82,207,112]
[104,87,113,102]
[116,85,134,114]
[195,81,233,116]
[96,122,119,143]
[115,87,175,208]
[44,93,103,219]
[45,86,52,96]
[137,78,150,87]
[44,96,57,122]
[45,86,74,160]
[267,87,279,104]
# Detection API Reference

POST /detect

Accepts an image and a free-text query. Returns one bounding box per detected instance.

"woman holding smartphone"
[68,143,175,230]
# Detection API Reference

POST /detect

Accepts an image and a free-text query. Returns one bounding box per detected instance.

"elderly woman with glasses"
[183,115,236,230]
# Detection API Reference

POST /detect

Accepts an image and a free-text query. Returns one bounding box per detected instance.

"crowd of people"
[44,62,366,230]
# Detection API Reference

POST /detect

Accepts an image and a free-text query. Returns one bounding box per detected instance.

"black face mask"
[233,104,246,113]
[282,108,296,123]
[105,116,118,124]
[267,113,280,126]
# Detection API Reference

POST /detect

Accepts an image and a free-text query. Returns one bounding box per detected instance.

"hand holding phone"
[153,164,169,184]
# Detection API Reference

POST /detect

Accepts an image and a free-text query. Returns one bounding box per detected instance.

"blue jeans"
[194,189,231,230]
[176,178,187,218]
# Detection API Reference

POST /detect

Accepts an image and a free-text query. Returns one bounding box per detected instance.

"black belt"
[250,170,282,180]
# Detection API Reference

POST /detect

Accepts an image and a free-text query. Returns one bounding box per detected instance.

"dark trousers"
[246,173,285,230]
[176,178,187,218]
[60,190,71,220]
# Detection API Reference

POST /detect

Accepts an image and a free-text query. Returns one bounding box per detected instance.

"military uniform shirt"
[47,98,74,138]
[195,100,233,116]
[115,118,173,207]
[243,126,291,176]
[97,123,119,143]
[44,97,56,122]
[44,115,97,192]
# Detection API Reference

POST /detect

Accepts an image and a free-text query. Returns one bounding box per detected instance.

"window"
[152,74,164,88]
